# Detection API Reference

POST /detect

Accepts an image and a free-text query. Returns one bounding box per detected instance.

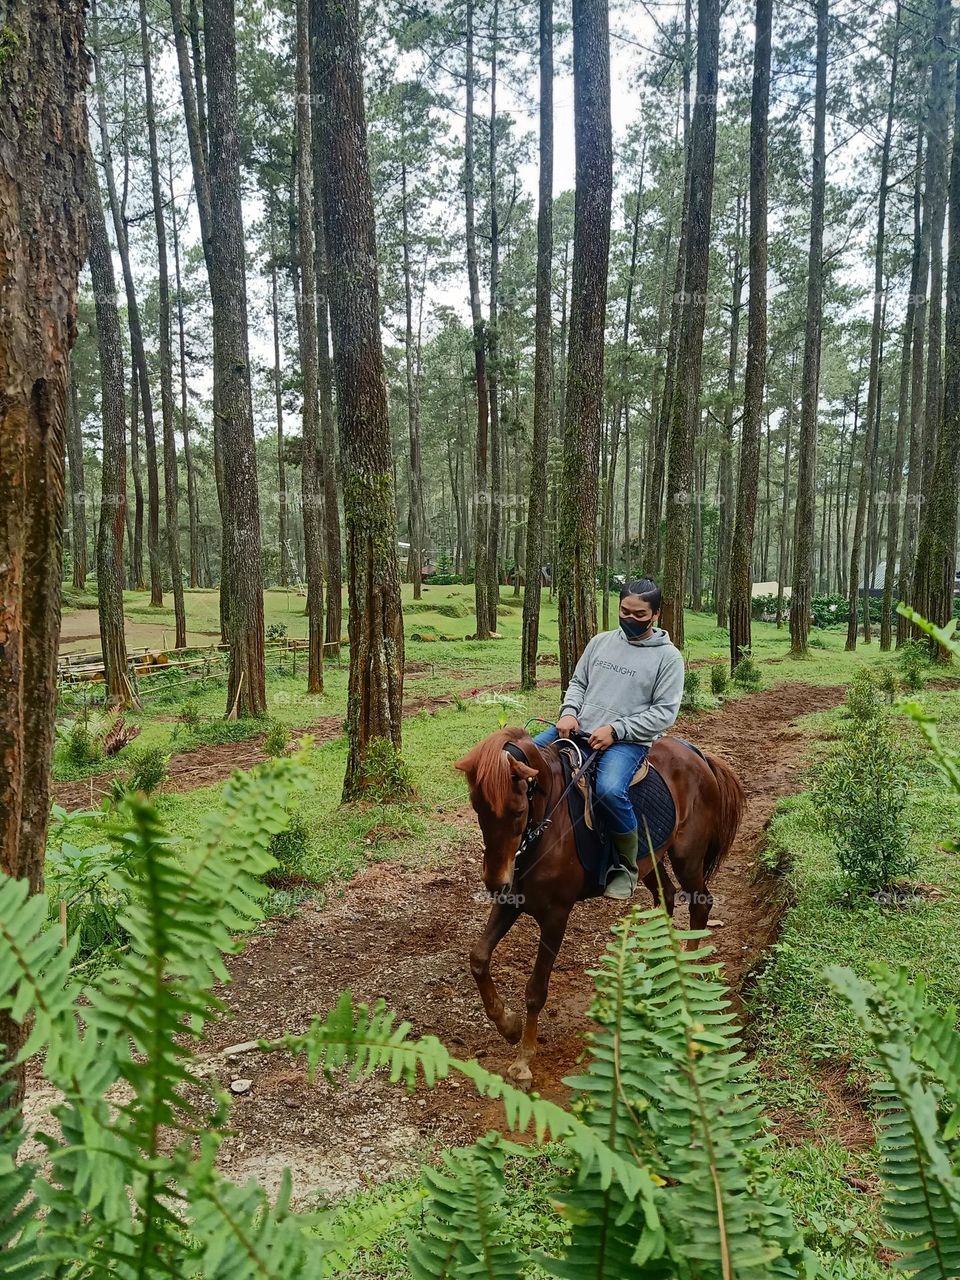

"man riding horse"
[532,576,685,899]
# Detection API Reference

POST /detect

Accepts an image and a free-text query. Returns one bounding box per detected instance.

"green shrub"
[263,720,290,759]
[64,719,105,768]
[732,653,763,690]
[681,667,702,710]
[845,666,883,723]
[709,662,729,695]
[899,637,928,691]
[179,699,202,730]
[125,745,169,795]
[813,693,913,895]
[266,621,288,642]
[877,665,901,704]
[808,631,827,649]
[268,809,310,877]
[355,737,415,803]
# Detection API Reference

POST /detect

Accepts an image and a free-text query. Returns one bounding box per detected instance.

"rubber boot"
[604,829,639,900]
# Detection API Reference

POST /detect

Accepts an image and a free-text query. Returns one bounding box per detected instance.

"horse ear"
[509,758,538,783]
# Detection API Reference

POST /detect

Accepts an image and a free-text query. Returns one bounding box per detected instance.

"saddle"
[554,733,687,899]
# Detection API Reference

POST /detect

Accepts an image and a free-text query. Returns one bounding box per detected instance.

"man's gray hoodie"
[559,627,685,745]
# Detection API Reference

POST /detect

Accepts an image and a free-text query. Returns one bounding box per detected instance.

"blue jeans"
[533,726,648,835]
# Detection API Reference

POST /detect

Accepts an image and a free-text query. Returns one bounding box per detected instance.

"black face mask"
[620,614,652,641]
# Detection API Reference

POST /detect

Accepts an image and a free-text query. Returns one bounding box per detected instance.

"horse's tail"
[703,751,745,883]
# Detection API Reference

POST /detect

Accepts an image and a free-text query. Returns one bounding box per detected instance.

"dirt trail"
[190,681,844,1202]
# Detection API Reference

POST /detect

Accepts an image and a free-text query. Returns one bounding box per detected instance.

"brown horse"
[455,726,745,1086]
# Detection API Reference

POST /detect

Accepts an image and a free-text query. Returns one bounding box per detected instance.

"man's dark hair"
[619,577,662,611]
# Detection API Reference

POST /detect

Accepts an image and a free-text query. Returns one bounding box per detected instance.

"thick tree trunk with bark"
[660,0,720,648]
[296,0,325,693]
[716,190,744,630]
[789,0,828,655]
[128,365,146,590]
[729,0,771,669]
[0,0,88,1102]
[169,159,200,589]
[270,208,289,589]
[486,0,502,632]
[914,58,960,646]
[556,0,612,685]
[846,8,899,650]
[204,0,267,716]
[86,169,134,710]
[401,161,426,601]
[140,0,186,647]
[66,362,87,589]
[313,0,406,798]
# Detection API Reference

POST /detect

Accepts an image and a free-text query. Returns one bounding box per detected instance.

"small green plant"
[263,720,290,759]
[267,809,310,878]
[266,621,288,642]
[356,737,415,803]
[814,688,913,896]
[899,638,928,691]
[709,662,729,696]
[845,666,883,723]
[63,718,106,768]
[125,744,169,795]
[179,698,202,730]
[808,631,827,650]
[877,665,901,704]
[732,653,763,690]
[681,667,703,710]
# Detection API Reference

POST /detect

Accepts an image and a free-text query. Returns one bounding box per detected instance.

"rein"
[504,737,598,860]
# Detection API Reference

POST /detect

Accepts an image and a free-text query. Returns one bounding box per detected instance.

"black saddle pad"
[557,744,678,899]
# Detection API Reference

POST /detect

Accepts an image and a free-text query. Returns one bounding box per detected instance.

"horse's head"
[455,728,542,893]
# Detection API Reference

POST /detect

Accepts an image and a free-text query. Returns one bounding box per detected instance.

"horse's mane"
[454,727,525,815]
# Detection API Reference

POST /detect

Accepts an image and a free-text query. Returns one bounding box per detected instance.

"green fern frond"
[0,1076,45,1278]
[315,1184,427,1277]
[407,1140,523,1280]
[270,993,661,1212]
[829,964,960,1279]
[555,908,810,1280]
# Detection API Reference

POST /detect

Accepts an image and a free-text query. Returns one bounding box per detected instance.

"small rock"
[230,1078,253,1095]
[707,919,725,928]
[223,1041,259,1058]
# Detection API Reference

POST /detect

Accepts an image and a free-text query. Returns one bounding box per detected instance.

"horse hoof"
[507,1060,533,1089]
[501,1011,523,1044]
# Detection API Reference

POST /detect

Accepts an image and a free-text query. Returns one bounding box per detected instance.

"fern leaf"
[315,1184,427,1277]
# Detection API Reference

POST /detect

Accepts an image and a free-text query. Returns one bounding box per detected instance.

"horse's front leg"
[507,909,569,1089]
[470,899,523,1044]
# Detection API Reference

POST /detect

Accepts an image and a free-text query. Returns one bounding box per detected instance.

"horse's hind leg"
[640,854,676,915]
[470,900,523,1044]
[668,848,714,945]
[507,910,569,1089]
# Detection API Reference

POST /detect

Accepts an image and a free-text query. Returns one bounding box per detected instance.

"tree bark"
[729,0,771,668]
[0,0,88,1103]
[169,157,200,590]
[128,364,145,590]
[86,168,134,710]
[270,203,289,589]
[716,189,744,630]
[296,0,325,694]
[401,159,426,601]
[660,0,720,647]
[789,0,828,654]
[556,0,612,685]
[140,0,186,648]
[846,6,899,650]
[204,0,267,716]
[913,56,960,646]
[486,0,502,632]
[64,358,88,589]
[313,0,406,797]
[521,0,553,690]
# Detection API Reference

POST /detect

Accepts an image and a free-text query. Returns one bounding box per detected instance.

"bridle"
[503,734,599,862]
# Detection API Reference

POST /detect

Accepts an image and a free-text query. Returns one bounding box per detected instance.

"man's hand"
[588,724,616,751]
[556,714,580,739]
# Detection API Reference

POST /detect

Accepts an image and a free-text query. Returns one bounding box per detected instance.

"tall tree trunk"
[129,364,145,590]
[882,125,924,649]
[204,0,267,716]
[717,189,745,630]
[789,0,828,654]
[296,0,325,693]
[661,0,720,647]
[140,0,186,648]
[776,361,795,627]
[914,57,960,647]
[91,0,162,607]
[556,0,612,685]
[401,159,426,601]
[0,0,88,1103]
[520,0,553,690]
[846,7,899,649]
[66,360,88,589]
[313,0,406,796]
[465,0,491,638]
[169,157,200,590]
[270,204,289,590]
[486,0,502,633]
[729,0,771,668]
[87,169,134,710]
